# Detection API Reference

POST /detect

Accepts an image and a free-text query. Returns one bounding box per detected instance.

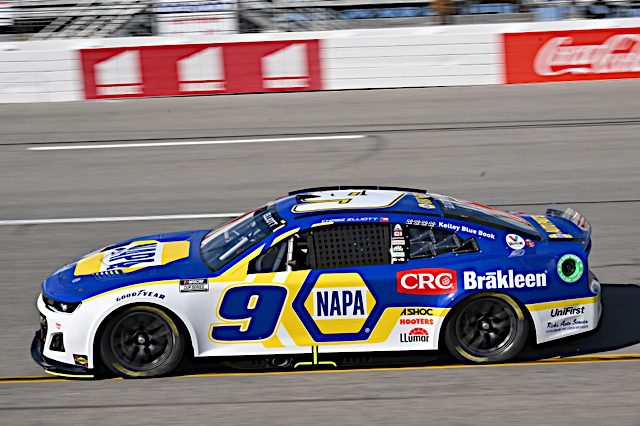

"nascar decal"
[74,240,190,275]
[292,190,404,213]
[530,215,573,239]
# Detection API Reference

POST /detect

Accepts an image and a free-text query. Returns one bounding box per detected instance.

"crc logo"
[397,268,457,295]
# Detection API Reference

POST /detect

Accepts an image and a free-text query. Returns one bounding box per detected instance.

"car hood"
[42,229,212,303]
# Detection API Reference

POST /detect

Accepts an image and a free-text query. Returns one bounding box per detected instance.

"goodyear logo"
[312,288,367,319]
[304,273,376,335]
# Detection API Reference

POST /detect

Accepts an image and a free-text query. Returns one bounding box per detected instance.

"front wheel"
[100,305,185,378]
[445,294,528,363]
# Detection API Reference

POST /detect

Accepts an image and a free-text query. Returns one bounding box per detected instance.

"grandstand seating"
[6,0,640,39]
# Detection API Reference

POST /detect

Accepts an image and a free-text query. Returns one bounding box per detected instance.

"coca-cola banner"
[503,28,640,84]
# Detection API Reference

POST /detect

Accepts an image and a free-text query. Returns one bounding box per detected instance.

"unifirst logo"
[463,270,547,290]
[397,268,457,295]
[312,288,367,319]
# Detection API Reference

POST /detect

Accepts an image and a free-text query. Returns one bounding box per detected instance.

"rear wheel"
[445,295,528,363]
[100,305,185,378]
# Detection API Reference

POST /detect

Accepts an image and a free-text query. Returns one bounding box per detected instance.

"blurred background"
[1,0,640,40]
[1,1,639,425]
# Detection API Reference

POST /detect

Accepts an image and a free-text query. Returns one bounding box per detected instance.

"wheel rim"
[109,311,175,371]
[455,298,518,358]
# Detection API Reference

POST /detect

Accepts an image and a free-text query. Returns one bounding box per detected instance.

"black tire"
[100,305,185,378]
[445,294,528,363]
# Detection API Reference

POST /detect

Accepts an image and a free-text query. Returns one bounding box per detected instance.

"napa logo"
[312,288,367,319]
[74,239,191,276]
[303,273,377,335]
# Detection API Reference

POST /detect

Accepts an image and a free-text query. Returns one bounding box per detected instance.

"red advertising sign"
[397,268,457,295]
[503,28,640,84]
[80,40,322,99]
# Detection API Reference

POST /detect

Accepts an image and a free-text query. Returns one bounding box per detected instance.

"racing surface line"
[1,353,638,385]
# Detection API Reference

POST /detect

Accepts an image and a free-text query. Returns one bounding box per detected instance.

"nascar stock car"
[31,186,601,378]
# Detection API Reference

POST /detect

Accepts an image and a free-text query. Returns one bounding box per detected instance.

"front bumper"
[31,329,94,378]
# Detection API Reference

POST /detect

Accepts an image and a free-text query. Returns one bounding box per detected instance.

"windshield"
[200,204,286,272]
[434,195,540,238]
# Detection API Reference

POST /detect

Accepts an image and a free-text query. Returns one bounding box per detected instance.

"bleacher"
[4,0,640,39]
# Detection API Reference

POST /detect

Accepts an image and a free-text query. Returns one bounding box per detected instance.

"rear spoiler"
[546,207,591,247]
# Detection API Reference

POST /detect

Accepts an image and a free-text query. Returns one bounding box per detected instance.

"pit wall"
[1,18,639,103]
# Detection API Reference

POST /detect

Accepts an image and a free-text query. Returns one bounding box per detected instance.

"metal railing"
[2,0,640,40]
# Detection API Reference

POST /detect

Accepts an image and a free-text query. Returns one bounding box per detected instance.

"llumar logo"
[397,268,457,295]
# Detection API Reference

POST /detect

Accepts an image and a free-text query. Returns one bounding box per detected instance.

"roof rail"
[288,186,427,196]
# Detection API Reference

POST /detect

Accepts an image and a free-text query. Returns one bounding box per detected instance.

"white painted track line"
[0,213,242,226]
[27,135,367,151]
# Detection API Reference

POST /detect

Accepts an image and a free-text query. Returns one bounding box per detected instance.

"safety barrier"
[1,18,639,103]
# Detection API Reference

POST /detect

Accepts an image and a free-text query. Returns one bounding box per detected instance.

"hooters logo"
[397,268,457,295]
[503,28,640,84]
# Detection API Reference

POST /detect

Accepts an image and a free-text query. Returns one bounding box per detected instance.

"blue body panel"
[42,191,593,320]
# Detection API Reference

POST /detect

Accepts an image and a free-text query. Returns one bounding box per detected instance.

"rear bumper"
[31,330,94,378]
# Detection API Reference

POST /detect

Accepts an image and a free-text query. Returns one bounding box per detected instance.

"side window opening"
[408,225,478,259]
[248,240,289,274]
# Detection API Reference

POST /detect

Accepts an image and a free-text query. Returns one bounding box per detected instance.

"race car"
[31,186,602,378]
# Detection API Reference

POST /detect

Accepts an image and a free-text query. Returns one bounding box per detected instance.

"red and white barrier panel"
[80,40,322,99]
[503,27,640,84]
[1,19,640,103]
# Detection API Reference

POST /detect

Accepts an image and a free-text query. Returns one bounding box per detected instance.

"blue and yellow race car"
[32,186,601,378]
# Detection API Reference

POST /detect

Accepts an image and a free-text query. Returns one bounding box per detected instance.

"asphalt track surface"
[0,80,639,425]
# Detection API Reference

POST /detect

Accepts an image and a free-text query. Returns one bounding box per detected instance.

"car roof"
[275,186,541,239]
[276,187,441,220]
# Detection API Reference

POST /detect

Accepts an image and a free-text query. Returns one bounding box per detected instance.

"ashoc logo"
[397,268,457,295]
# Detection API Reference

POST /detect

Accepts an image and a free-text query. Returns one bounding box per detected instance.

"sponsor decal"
[415,194,436,209]
[393,224,404,237]
[508,249,525,258]
[399,317,434,326]
[504,28,640,84]
[549,233,573,239]
[55,322,62,330]
[546,318,589,334]
[103,242,161,271]
[463,270,547,290]
[557,254,584,283]
[381,217,389,222]
[530,215,573,238]
[550,306,585,317]
[506,234,525,250]
[406,218,436,228]
[312,288,366,319]
[73,354,89,367]
[401,307,434,316]
[116,289,166,302]
[438,221,495,240]
[525,239,536,248]
[397,268,457,295]
[400,327,429,343]
[179,278,209,292]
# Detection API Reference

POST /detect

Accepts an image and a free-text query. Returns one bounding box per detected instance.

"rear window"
[434,196,540,238]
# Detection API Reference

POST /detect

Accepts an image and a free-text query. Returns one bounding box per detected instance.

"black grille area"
[308,224,390,269]
[49,333,65,352]
[39,314,48,339]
